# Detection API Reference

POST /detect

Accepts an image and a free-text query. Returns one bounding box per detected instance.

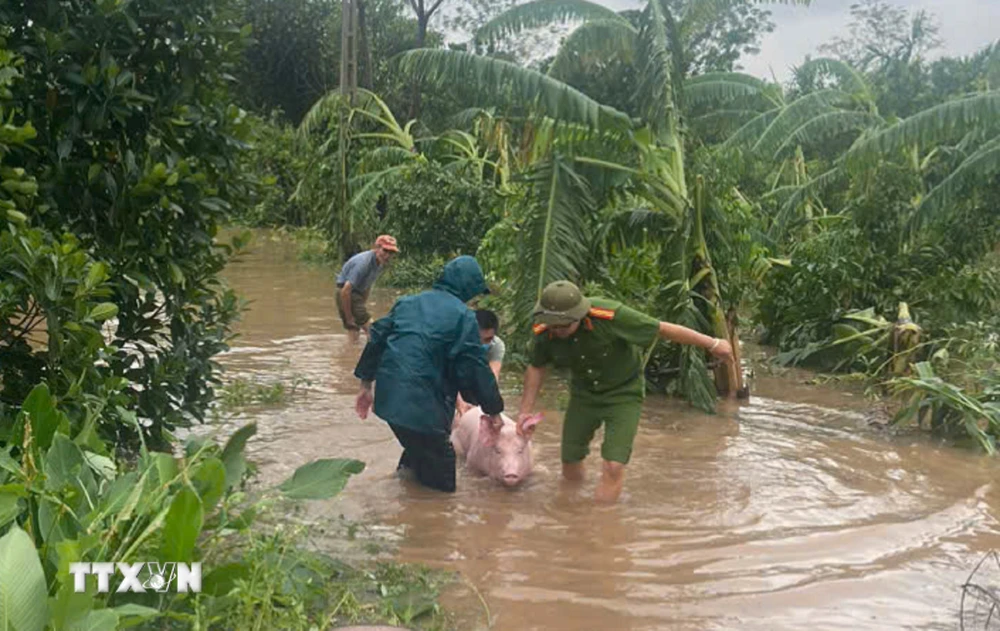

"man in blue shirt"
[336,235,398,339]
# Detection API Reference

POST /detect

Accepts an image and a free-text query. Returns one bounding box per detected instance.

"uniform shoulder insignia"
[532,323,549,335]
[588,307,616,320]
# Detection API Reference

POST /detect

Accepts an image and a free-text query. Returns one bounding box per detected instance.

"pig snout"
[495,451,530,487]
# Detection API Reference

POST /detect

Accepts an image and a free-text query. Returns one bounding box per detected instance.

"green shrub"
[0,0,253,449]
[377,161,502,261]
[381,255,448,289]
[0,382,366,631]
[237,115,312,228]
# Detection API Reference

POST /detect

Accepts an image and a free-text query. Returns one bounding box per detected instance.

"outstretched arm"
[658,321,732,361]
[610,304,733,362]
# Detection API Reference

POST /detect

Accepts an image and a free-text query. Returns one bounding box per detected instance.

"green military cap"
[533,280,591,326]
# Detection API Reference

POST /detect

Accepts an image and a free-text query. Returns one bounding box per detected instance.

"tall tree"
[237,0,341,124]
[405,0,451,118]
[537,0,776,116]
[818,0,942,73]
[444,0,518,36]
[818,0,942,118]
[664,0,776,75]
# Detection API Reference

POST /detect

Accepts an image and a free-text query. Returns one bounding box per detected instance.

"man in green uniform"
[516,280,734,503]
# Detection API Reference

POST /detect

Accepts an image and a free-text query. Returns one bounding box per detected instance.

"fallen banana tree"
[775,301,924,377]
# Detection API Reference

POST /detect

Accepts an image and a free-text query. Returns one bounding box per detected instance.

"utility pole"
[340,0,358,100]
[337,0,359,258]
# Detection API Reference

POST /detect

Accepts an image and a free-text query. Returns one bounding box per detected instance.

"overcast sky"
[592,0,1000,82]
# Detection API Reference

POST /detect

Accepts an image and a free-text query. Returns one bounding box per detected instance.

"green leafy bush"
[0,7,456,631]
[0,382,366,630]
[377,161,502,263]
[0,0,253,449]
[381,254,448,289]
[237,115,312,228]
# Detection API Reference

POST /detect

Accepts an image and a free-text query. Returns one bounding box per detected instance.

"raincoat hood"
[433,256,490,303]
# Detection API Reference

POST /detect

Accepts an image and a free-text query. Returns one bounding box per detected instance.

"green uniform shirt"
[529,298,661,396]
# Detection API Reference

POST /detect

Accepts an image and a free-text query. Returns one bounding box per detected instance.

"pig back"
[451,405,484,455]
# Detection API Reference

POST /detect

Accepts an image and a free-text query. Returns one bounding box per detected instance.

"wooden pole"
[337,0,359,257]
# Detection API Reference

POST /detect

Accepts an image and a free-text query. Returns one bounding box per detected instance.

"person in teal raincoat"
[353,255,505,493]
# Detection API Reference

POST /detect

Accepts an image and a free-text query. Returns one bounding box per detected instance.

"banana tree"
[397,0,812,405]
[753,89,1000,247]
[689,57,883,237]
[844,90,1000,232]
[703,57,1000,241]
[448,108,517,187]
[295,89,424,256]
[774,302,926,378]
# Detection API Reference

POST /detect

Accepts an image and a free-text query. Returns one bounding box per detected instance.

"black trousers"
[388,423,456,493]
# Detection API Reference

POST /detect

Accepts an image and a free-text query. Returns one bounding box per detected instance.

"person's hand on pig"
[517,411,541,436]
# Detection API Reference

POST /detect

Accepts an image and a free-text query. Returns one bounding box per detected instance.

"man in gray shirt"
[455,309,505,415]
[336,235,398,339]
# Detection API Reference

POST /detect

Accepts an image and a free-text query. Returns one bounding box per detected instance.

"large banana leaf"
[720,107,782,151]
[795,57,874,103]
[0,526,48,631]
[889,361,1000,454]
[634,0,679,136]
[395,49,632,132]
[684,72,769,108]
[771,110,882,160]
[917,133,1000,224]
[509,154,597,333]
[547,19,639,80]
[474,0,629,48]
[751,89,853,156]
[846,91,1000,168]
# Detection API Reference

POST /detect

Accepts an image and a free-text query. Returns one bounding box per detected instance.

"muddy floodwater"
[210,232,1000,630]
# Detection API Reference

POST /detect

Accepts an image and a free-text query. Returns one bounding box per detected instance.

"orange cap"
[374,235,399,252]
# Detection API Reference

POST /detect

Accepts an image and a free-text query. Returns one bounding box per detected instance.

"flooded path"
[212,232,1000,630]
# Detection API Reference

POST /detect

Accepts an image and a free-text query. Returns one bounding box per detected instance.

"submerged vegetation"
[0,0,998,628]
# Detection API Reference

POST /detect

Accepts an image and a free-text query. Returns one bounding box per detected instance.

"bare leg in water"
[595,460,625,503]
[561,460,626,502]
[561,461,585,487]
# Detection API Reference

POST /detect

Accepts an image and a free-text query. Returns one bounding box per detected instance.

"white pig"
[451,406,541,488]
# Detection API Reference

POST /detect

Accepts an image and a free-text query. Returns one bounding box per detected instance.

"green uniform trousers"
[561,378,644,465]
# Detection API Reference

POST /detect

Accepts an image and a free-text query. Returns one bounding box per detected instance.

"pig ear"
[479,414,500,446]
[519,414,542,438]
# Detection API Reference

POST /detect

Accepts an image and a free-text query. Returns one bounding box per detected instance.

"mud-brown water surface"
[210,232,1000,630]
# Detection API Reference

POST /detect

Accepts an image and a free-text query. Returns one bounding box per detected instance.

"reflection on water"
[211,232,1000,630]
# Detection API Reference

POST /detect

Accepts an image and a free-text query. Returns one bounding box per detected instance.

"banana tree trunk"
[794,146,814,226]
[691,175,744,398]
[890,302,921,376]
